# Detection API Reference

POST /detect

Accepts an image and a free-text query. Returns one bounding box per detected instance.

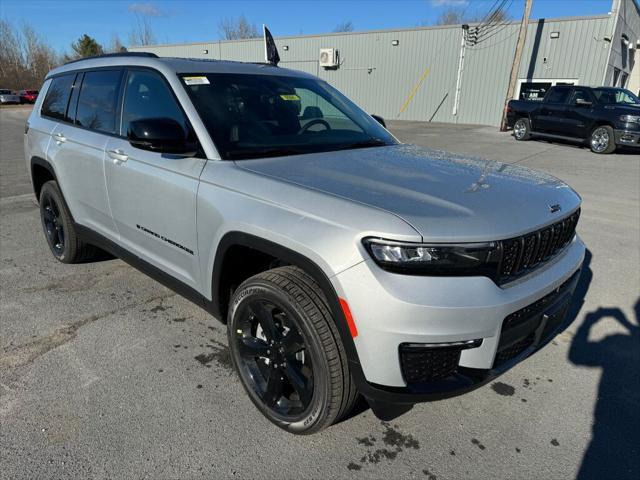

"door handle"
[53,132,66,144]
[107,149,129,163]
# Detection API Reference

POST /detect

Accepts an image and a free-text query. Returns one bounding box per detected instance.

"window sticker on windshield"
[183,76,210,85]
[280,94,300,101]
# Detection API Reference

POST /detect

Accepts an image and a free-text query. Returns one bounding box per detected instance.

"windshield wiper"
[226,147,307,160]
[339,138,389,150]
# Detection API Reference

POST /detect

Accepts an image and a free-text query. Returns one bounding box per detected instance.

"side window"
[76,70,122,134]
[546,87,571,104]
[121,70,188,136]
[41,74,75,120]
[569,89,591,105]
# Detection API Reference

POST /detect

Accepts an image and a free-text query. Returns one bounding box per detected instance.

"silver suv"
[24,53,585,434]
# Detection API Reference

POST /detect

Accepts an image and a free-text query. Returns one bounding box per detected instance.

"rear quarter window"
[41,74,75,120]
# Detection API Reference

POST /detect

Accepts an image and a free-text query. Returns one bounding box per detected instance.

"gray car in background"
[0,89,21,104]
[24,53,585,434]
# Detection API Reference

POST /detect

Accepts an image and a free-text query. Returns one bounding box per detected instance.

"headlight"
[363,238,501,277]
[620,114,640,123]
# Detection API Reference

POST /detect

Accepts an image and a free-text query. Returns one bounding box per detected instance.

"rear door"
[104,68,205,289]
[532,86,572,134]
[46,69,123,241]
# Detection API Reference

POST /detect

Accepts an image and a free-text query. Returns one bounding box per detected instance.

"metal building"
[131,0,640,127]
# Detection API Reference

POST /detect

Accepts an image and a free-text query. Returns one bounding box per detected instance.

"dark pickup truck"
[506,85,640,153]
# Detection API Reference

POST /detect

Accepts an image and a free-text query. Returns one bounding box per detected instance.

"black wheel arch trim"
[210,231,365,375]
[30,156,58,199]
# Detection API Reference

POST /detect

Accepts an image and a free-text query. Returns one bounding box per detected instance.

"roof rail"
[63,52,158,66]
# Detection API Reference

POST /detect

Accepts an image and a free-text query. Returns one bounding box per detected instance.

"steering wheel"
[299,118,331,134]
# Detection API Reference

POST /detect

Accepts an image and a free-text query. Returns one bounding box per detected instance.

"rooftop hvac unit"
[319,48,338,68]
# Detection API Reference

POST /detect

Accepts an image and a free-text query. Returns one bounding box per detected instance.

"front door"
[104,68,206,289]
[563,88,596,139]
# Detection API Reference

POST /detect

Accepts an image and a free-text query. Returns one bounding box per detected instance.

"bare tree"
[108,34,127,53]
[218,15,259,40]
[333,21,354,33]
[434,7,510,26]
[129,13,156,46]
[0,20,60,90]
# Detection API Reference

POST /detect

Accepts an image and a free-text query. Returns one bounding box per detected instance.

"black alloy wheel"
[234,298,314,416]
[227,266,357,434]
[41,192,65,257]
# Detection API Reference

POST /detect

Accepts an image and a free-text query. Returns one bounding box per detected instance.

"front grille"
[498,209,580,284]
[494,334,535,366]
[399,346,461,384]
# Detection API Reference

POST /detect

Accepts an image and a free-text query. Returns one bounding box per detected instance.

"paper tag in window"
[183,76,210,85]
[280,94,300,101]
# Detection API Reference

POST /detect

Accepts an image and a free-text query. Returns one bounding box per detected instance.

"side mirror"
[371,114,386,127]
[128,118,198,156]
[575,98,593,108]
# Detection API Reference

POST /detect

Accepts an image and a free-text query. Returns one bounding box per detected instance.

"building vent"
[319,48,338,68]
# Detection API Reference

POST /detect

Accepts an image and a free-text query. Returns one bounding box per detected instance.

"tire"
[39,180,97,263]
[227,266,357,434]
[590,125,616,154]
[513,118,531,141]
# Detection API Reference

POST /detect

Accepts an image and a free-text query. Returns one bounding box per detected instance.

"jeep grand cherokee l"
[25,53,585,434]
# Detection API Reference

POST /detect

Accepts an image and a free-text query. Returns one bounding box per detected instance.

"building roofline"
[129,14,612,50]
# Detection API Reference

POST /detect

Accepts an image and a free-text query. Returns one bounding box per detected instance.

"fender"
[211,231,365,378]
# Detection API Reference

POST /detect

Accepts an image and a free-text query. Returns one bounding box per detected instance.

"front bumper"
[614,129,640,147]
[333,235,585,402]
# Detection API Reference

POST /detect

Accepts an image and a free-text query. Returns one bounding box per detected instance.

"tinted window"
[41,74,74,120]
[569,88,592,104]
[121,70,187,136]
[546,87,571,104]
[76,70,122,134]
[182,73,396,160]
[65,73,82,123]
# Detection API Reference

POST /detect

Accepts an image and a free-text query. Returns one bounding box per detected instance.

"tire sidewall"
[514,118,530,140]
[39,182,73,262]
[227,281,330,434]
[590,126,615,154]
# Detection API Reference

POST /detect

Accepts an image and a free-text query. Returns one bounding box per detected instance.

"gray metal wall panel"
[131,14,629,126]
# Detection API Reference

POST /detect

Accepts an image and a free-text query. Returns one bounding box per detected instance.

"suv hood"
[237,144,581,242]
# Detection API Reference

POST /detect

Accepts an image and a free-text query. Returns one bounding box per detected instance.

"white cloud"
[431,0,468,6]
[128,2,165,17]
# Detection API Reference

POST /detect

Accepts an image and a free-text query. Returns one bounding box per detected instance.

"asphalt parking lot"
[1,106,639,479]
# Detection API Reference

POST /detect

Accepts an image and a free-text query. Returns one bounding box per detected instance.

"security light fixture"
[550,32,560,39]
[283,45,289,51]
[392,40,399,46]
[203,49,209,54]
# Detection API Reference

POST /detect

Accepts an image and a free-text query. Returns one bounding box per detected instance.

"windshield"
[181,73,396,160]
[593,88,640,105]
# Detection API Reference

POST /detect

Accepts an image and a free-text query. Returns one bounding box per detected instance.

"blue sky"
[0,0,614,53]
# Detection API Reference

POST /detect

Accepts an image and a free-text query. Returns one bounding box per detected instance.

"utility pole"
[500,0,533,131]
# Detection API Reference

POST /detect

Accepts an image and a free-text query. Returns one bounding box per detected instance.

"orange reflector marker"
[339,298,358,338]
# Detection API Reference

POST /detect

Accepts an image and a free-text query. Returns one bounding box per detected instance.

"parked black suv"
[507,86,640,153]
